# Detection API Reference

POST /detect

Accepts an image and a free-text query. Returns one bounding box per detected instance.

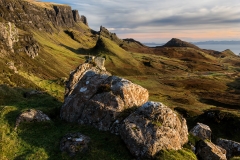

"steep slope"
[0,0,97,100]
[99,26,152,53]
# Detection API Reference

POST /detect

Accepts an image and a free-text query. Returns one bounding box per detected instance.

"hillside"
[0,0,240,159]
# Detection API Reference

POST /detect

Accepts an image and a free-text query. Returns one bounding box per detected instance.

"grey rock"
[15,109,50,130]
[60,133,90,156]
[190,122,212,141]
[196,140,227,160]
[61,63,149,134]
[216,138,240,159]
[120,101,188,159]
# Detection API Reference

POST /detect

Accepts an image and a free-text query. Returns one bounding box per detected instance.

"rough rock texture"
[60,133,90,157]
[0,0,88,32]
[120,101,188,159]
[80,15,88,26]
[72,10,81,22]
[164,38,200,49]
[0,22,18,52]
[94,57,106,70]
[7,61,18,73]
[196,140,227,160]
[216,138,240,158]
[24,42,39,58]
[15,109,50,130]
[61,63,149,134]
[190,123,212,141]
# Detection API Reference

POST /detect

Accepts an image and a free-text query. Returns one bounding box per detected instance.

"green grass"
[0,85,133,160]
[155,148,197,160]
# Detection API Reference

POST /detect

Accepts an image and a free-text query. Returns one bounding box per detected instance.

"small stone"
[196,140,227,160]
[60,133,90,156]
[15,109,51,130]
[216,138,240,159]
[190,123,212,141]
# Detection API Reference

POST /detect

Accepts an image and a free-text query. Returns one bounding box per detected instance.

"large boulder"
[60,133,90,157]
[61,63,149,134]
[190,123,212,141]
[120,101,188,159]
[216,138,240,159]
[196,140,227,160]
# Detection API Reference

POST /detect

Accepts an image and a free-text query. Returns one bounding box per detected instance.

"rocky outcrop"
[164,38,200,49]
[0,0,88,32]
[61,63,149,134]
[15,109,50,130]
[7,61,18,73]
[196,140,227,160]
[216,138,240,158]
[190,123,212,141]
[80,15,88,26]
[60,133,90,156]
[120,101,188,159]
[99,26,123,44]
[0,22,18,52]
[72,10,81,22]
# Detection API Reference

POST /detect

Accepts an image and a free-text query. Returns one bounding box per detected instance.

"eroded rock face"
[0,0,88,32]
[0,22,18,52]
[15,109,50,130]
[120,101,188,159]
[60,133,90,157]
[196,140,227,160]
[80,15,88,26]
[216,138,240,158]
[61,63,149,134]
[190,123,212,141]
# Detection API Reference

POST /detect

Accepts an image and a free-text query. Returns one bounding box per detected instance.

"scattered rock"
[94,57,106,70]
[190,122,212,141]
[120,101,188,159]
[24,42,39,58]
[61,63,149,134]
[23,90,45,98]
[216,138,240,159]
[196,140,227,160]
[15,109,50,130]
[60,133,90,157]
[7,61,18,73]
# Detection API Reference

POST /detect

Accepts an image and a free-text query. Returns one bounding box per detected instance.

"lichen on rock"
[60,63,149,134]
[119,101,189,159]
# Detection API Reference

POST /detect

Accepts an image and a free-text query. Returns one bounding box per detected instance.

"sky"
[41,0,240,43]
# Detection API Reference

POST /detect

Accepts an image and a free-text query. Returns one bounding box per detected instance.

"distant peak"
[164,38,199,49]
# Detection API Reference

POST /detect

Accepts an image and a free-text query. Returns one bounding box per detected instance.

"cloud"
[41,0,240,42]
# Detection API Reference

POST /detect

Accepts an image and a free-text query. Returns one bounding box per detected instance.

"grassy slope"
[1,3,240,159]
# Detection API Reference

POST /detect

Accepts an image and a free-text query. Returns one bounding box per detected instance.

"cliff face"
[0,0,89,58]
[0,0,88,33]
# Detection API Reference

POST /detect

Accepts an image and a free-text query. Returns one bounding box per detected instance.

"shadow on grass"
[60,44,95,55]
[1,85,133,160]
